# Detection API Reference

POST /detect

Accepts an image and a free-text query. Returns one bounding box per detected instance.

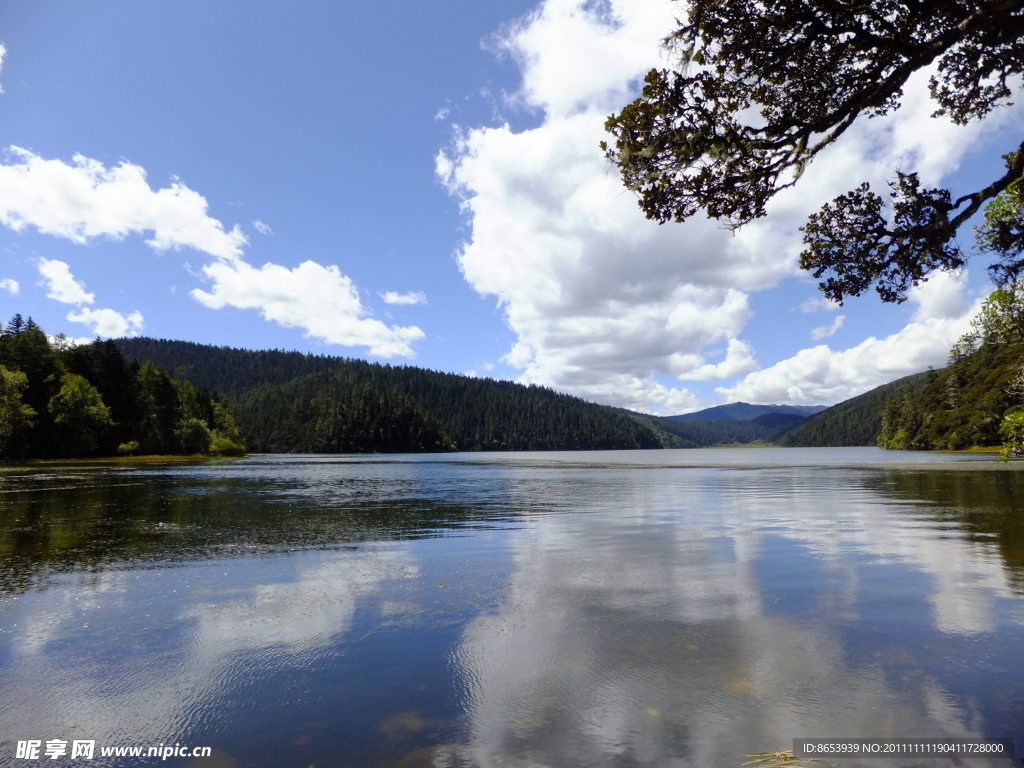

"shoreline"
[0,454,247,468]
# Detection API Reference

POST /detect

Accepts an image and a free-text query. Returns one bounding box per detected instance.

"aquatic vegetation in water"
[743,749,835,768]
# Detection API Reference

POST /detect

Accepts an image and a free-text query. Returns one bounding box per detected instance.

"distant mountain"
[667,402,827,422]
[613,410,801,447]
[750,412,808,440]
[778,372,929,447]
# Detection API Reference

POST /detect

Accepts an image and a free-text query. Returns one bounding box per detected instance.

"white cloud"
[0,147,246,260]
[38,258,94,305]
[0,145,423,357]
[719,272,980,405]
[67,307,144,338]
[811,315,845,340]
[440,0,1016,413]
[676,338,759,382]
[0,278,17,294]
[0,43,6,94]
[33,258,142,339]
[910,269,972,322]
[801,297,840,313]
[47,333,92,350]
[381,290,427,305]
[253,219,272,235]
[192,259,425,357]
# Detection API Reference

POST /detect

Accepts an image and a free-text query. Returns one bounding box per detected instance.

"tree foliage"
[878,288,1024,450]
[49,373,114,456]
[997,408,1024,459]
[977,178,1024,286]
[116,338,665,452]
[777,372,928,447]
[949,283,1024,360]
[604,0,1024,303]
[0,366,36,460]
[0,320,245,460]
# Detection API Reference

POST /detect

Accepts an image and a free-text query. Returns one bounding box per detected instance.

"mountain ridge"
[668,401,827,422]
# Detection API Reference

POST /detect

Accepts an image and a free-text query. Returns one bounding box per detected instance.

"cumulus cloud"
[801,297,840,313]
[811,315,845,340]
[0,145,423,357]
[33,258,143,338]
[381,290,427,305]
[47,333,93,350]
[910,268,972,322]
[719,272,980,405]
[67,307,144,338]
[38,258,94,305]
[0,147,247,260]
[0,278,17,294]
[253,219,272,235]
[440,0,1019,412]
[192,259,425,357]
[676,338,759,381]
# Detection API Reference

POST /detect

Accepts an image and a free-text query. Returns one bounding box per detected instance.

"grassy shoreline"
[1,454,248,468]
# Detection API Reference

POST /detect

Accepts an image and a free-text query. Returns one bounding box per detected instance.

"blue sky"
[0,0,1020,413]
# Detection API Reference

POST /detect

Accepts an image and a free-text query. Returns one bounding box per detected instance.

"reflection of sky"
[0,545,419,758]
[0,459,1022,767]
[454,466,1024,767]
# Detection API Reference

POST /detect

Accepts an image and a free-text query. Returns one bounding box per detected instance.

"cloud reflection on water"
[453,467,1018,766]
[0,545,418,752]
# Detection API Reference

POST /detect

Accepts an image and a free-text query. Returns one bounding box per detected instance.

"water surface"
[1,448,1022,767]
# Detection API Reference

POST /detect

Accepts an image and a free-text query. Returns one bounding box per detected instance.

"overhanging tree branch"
[604,0,1024,301]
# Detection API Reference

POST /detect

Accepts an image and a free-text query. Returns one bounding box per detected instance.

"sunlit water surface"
[1,448,1022,767]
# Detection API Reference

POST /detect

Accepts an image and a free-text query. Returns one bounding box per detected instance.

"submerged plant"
[742,749,834,768]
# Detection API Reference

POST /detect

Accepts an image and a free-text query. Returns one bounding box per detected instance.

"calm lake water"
[1,448,1022,767]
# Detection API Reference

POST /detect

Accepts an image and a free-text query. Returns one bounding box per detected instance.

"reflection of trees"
[866,470,1024,591]
[0,463,488,595]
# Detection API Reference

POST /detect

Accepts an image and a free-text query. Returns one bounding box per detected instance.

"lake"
[1,448,1022,767]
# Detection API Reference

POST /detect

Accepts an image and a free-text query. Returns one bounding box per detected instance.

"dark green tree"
[208,400,246,455]
[0,318,64,455]
[176,418,213,454]
[603,0,1024,303]
[62,339,142,449]
[136,362,182,454]
[49,373,114,456]
[0,366,36,460]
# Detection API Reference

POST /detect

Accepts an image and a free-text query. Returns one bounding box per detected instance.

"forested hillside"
[877,346,1024,450]
[117,338,662,452]
[115,338,354,396]
[784,288,1024,452]
[779,373,928,447]
[0,317,244,460]
[877,288,1024,451]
